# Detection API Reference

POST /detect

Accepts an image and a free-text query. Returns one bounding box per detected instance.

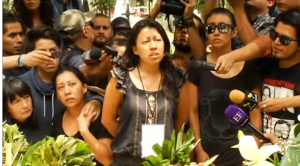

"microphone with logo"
[229,89,258,112]
[224,105,271,143]
[191,60,216,71]
[81,48,102,65]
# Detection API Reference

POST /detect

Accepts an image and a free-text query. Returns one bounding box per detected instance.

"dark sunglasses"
[269,30,298,46]
[205,24,232,34]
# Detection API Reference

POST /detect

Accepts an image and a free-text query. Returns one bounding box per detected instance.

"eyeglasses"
[205,24,233,34]
[269,30,298,46]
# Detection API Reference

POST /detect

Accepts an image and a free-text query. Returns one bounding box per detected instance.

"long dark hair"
[12,0,54,29]
[122,18,181,98]
[3,77,37,126]
[205,8,237,50]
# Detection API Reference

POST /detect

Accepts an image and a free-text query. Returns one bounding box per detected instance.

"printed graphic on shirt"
[262,79,296,140]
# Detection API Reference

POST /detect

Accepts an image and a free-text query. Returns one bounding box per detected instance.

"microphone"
[81,48,102,65]
[207,89,231,103]
[229,89,258,112]
[225,105,271,143]
[191,60,216,71]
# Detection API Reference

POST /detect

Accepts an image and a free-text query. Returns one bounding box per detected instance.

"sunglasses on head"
[269,30,298,46]
[205,24,232,34]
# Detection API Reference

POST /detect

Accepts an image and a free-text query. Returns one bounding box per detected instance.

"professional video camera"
[160,0,187,16]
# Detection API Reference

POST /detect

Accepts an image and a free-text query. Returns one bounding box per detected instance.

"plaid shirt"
[233,13,275,49]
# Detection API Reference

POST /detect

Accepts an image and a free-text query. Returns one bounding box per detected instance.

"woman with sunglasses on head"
[101,18,189,166]
[13,0,54,30]
[185,8,263,166]
[3,76,52,144]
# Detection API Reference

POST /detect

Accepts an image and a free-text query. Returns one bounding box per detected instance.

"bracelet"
[18,54,24,67]
[183,17,196,28]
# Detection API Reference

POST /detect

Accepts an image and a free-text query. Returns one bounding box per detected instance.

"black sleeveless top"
[111,67,185,166]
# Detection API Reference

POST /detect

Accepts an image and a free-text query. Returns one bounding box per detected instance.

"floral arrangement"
[238,123,300,166]
[142,124,218,166]
[2,122,96,166]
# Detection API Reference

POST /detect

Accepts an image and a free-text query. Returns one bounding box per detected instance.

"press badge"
[141,124,165,158]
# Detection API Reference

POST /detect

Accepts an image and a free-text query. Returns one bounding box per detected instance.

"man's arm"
[148,0,162,19]
[204,0,220,19]
[3,56,19,70]
[3,50,52,70]
[233,8,260,45]
[215,35,272,73]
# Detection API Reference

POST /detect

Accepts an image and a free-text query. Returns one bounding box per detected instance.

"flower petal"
[256,145,280,163]
[239,136,259,161]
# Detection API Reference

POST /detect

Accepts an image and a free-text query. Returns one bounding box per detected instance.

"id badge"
[141,124,165,158]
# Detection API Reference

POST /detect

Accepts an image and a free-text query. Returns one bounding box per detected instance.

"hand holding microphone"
[224,105,271,143]
[229,89,258,112]
[191,59,217,71]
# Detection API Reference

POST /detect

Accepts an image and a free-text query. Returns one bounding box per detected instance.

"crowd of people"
[2,0,300,166]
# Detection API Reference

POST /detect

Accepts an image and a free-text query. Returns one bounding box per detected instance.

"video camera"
[160,0,187,16]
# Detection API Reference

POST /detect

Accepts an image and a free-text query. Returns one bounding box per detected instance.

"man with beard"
[214,0,300,74]
[171,15,206,72]
[92,14,113,48]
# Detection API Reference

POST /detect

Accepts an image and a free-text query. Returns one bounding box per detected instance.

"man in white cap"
[59,9,112,84]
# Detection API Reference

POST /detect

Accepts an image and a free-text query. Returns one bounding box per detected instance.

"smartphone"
[104,46,118,57]
[51,50,63,59]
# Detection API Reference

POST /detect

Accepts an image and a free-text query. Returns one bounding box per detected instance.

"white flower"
[238,135,280,166]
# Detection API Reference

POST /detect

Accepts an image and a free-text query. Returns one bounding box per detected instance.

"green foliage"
[21,135,96,166]
[279,124,300,166]
[90,0,116,15]
[141,124,201,166]
[3,0,13,13]
[3,123,30,166]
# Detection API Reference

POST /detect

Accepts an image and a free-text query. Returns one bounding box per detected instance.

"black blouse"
[52,110,112,166]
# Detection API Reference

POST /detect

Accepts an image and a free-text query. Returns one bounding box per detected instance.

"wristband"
[183,17,196,28]
[18,54,24,67]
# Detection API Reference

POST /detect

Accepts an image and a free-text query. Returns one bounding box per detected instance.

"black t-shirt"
[52,110,113,166]
[259,57,300,140]
[187,59,261,166]
[5,110,52,144]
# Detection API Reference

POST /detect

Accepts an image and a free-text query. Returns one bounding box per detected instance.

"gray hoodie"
[19,68,103,121]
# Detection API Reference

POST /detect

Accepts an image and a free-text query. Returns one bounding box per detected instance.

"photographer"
[148,0,206,71]
[58,10,112,85]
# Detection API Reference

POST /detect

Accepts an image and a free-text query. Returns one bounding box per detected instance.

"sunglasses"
[269,30,298,46]
[205,24,233,34]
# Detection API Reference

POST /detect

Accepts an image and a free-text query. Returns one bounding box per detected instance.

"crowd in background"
[2,0,300,166]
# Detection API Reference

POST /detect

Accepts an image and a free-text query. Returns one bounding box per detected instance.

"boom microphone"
[229,89,258,112]
[191,60,216,71]
[225,105,271,143]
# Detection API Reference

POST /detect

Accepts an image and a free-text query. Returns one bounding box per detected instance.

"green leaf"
[152,143,162,156]
[294,124,300,138]
[176,124,185,150]
[162,140,172,159]
[146,155,161,166]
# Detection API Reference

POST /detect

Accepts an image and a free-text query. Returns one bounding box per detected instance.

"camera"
[160,0,187,16]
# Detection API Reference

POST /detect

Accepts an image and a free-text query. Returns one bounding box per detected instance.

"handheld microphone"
[191,60,216,71]
[229,89,258,112]
[207,89,231,103]
[225,105,271,143]
[81,48,102,65]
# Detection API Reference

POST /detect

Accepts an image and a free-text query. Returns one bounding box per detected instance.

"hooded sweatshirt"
[19,68,103,122]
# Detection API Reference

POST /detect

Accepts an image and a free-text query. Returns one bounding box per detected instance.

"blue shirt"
[52,0,83,28]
